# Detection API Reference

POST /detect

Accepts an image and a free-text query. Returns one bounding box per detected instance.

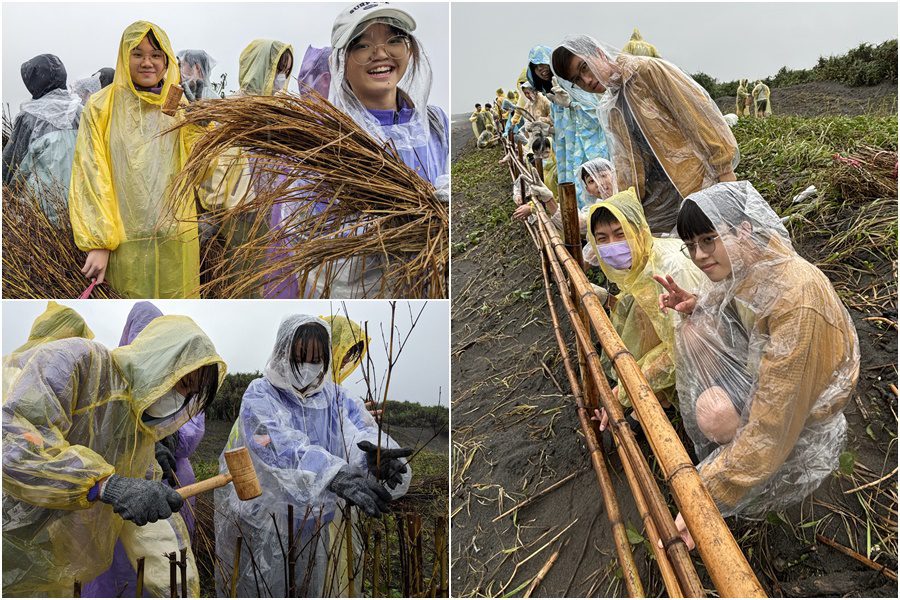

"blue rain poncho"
[215,314,411,597]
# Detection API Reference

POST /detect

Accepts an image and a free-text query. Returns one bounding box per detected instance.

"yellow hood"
[239,39,293,96]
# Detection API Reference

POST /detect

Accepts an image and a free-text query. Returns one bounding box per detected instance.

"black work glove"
[100,475,184,526]
[327,465,392,518]
[357,441,412,489]
[155,433,178,487]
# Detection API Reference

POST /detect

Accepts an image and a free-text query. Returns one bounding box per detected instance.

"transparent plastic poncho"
[72,74,102,105]
[2,316,225,596]
[673,181,859,517]
[328,19,449,191]
[585,188,706,405]
[68,21,208,298]
[215,314,410,597]
[177,49,218,101]
[297,45,332,97]
[554,35,738,234]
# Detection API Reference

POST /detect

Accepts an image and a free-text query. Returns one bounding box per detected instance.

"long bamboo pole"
[534,202,766,598]
[537,241,645,597]
[534,212,704,597]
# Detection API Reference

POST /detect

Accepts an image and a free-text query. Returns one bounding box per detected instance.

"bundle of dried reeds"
[169,93,448,299]
[2,182,120,299]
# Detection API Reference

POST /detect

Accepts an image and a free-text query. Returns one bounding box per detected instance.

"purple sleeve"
[174,413,205,459]
[118,302,163,346]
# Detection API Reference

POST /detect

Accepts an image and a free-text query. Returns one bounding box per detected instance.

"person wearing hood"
[215,315,412,597]
[656,181,859,549]
[69,22,209,298]
[526,44,609,210]
[302,1,449,297]
[583,187,706,432]
[2,314,226,597]
[71,68,115,106]
[3,53,82,223]
[622,28,661,58]
[82,302,209,597]
[735,79,750,117]
[752,80,772,117]
[197,38,295,298]
[551,35,738,234]
[470,102,487,138]
[177,49,217,102]
[297,45,332,97]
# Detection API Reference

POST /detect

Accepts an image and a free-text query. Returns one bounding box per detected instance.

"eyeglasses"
[681,234,720,258]
[570,61,591,88]
[348,36,411,66]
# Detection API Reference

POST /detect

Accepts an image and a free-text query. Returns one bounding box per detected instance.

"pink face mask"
[598,240,632,270]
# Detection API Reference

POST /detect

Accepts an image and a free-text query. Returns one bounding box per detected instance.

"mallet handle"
[177,473,233,499]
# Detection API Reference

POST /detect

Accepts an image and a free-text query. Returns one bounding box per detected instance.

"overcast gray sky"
[2,1,448,118]
[2,300,449,406]
[451,1,898,113]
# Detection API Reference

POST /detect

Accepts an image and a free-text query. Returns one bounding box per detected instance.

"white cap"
[331,2,416,49]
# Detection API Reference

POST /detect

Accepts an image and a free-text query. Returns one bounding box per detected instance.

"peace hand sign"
[653,274,697,314]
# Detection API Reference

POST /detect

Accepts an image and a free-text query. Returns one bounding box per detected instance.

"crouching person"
[658,181,859,547]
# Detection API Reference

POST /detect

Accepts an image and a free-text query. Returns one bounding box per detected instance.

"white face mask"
[145,388,187,419]
[291,362,323,393]
[273,73,287,92]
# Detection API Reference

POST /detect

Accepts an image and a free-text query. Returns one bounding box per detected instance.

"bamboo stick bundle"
[168,93,448,299]
[532,200,766,598]
[2,182,121,298]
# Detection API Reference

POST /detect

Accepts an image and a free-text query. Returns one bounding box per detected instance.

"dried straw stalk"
[169,93,448,298]
[2,182,121,298]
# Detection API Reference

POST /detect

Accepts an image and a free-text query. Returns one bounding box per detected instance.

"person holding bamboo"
[551,35,739,234]
[69,21,209,298]
[2,310,225,597]
[656,181,859,548]
[298,1,449,297]
[215,314,412,596]
[582,187,706,430]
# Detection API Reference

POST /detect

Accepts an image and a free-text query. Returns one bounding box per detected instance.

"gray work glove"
[327,465,392,518]
[100,474,184,526]
[357,441,412,489]
[155,434,178,487]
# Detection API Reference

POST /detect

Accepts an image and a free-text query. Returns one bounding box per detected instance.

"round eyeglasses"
[681,234,720,258]
[348,36,411,66]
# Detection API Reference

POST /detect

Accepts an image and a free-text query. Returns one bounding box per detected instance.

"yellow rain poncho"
[69,21,207,299]
[238,39,293,96]
[622,28,660,58]
[587,188,705,405]
[752,80,772,117]
[735,79,750,117]
[11,301,94,355]
[322,315,371,385]
[2,316,226,596]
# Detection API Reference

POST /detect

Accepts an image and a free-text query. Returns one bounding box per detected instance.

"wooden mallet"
[176,447,261,500]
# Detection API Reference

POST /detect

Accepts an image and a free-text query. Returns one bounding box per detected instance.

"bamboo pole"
[74,580,81,597]
[536,243,645,597]
[136,557,145,597]
[534,213,703,597]
[523,543,563,598]
[231,537,242,598]
[492,470,580,522]
[346,506,356,597]
[534,202,765,598]
[534,155,544,183]
[436,516,449,597]
[816,534,898,581]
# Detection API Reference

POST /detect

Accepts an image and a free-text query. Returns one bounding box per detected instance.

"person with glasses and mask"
[654,181,858,550]
[215,315,412,597]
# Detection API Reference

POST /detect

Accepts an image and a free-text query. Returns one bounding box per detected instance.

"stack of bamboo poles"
[168,93,448,299]
[495,125,766,598]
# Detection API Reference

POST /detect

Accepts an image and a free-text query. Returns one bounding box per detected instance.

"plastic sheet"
[177,49,218,101]
[553,35,738,233]
[673,181,859,516]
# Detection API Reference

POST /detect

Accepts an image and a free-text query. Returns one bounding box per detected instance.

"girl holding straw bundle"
[70,21,206,298]
[301,2,449,297]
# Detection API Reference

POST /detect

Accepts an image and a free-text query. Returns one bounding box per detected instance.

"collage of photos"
[0,0,897,598]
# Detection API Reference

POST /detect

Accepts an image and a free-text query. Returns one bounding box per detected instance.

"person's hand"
[327,465,392,517]
[364,401,383,420]
[357,441,412,489]
[591,407,609,432]
[81,249,110,284]
[658,512,695,551]
[527,181,554,203]
[513,204,533,221]
[155,435,178,487]
[99,475,184,526]
[547,85,571,107]
[653,274,697,314]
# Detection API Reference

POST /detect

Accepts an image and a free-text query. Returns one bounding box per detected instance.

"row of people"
[2,2,450,299]
[2,302,412,596]
[504,33,856,547]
